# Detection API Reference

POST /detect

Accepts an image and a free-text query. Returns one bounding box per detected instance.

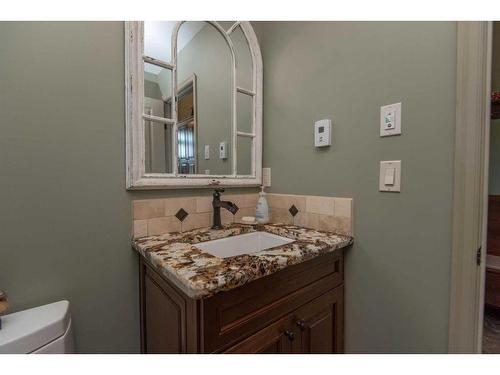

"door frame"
[449,21,493,353]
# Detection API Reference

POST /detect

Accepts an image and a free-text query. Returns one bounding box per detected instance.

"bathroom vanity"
[127,21,353,354]
[133,223,352,354]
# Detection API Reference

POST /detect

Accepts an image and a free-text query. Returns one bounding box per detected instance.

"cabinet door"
[293,286,344,354]
[224,314,296,354]
[143,265,187,353]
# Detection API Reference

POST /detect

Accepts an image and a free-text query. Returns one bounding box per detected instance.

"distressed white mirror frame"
[125,21,263,189]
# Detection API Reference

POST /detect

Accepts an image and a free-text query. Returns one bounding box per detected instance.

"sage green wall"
[0,22,139,353]
[0,21,256,353]
[252,21,456,353]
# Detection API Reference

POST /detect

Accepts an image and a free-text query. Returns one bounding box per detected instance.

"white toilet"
[0,300,75,354]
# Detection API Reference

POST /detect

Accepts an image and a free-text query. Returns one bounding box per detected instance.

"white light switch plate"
[379,160,401,192]
[262,168,271,187]
[219,142,227,159]
[204,145,210,160]
[380,102,401,137]
[314,119,332,147]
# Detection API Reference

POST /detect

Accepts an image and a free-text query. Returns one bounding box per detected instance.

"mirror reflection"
[143,63,172,173]
[143,21,254,176]
[177,21,233,175]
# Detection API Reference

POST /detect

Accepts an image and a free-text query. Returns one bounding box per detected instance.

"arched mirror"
[125,21,262,189]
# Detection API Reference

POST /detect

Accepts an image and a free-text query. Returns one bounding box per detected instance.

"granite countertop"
[132,223,353,299]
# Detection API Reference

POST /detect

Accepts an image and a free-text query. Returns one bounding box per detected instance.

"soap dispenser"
[255,186,269,224]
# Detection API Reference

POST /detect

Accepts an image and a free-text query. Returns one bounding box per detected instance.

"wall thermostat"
[314,119,332,147]
[380,102,402,137]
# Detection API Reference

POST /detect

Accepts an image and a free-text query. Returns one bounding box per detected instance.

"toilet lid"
[0,300,70,354]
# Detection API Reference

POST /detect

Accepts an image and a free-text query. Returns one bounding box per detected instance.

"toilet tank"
[0,300,75,354]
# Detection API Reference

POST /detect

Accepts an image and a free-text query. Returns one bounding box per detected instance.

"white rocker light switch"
[384,167,395,185]
[380,161,401,192]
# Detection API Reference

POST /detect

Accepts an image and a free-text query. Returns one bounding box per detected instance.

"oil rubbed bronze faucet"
[212,188,238,229]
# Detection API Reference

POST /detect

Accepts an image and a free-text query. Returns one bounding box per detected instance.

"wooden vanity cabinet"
[139,250,345,354]
[224,286,343,354]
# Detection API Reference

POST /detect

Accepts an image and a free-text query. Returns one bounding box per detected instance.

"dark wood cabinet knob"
[296,320,306,331]
[284,330,295,341]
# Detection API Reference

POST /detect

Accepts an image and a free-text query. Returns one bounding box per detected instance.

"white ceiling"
[144,21,205,75]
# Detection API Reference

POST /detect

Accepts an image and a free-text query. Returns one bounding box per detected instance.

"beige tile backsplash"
[132,193,258,238]
[132,199,164,220]
[147,216,181,236]
[163,197,197,217]
[133,219,148,238]
[267,193,353,236]
[132,192,353,238]
[269,208,294,225]
[266,193,306,211]
[306,195,335,216]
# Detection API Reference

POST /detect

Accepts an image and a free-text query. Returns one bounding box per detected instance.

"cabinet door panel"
[143,267,187,353]
[302,307,334,353]
[224,314,295,354]
[294,286,344,354]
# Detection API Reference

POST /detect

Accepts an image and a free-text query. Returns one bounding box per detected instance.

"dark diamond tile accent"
[175,208,189,222]
[289,204,299,217]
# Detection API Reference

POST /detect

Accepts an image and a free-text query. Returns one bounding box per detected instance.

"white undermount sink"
[195,231,295,258]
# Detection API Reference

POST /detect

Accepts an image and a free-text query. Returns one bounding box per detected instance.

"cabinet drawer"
[201,251,343,352]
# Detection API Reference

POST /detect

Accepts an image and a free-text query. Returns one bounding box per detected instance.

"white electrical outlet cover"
[204,145,210,160]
